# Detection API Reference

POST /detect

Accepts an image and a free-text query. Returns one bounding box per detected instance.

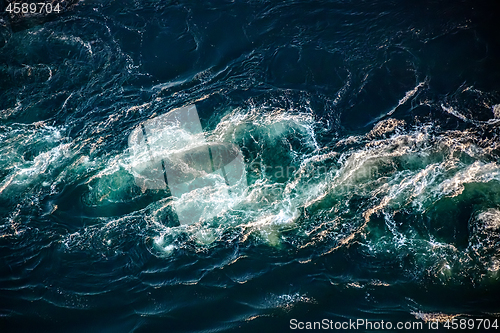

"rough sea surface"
[1,0,500,332]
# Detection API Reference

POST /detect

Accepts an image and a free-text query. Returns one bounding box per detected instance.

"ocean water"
[1,0,500,332]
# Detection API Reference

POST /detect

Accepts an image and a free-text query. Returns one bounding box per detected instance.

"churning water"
[1,0,500,332]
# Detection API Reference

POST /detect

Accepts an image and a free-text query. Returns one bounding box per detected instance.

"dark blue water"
[1,0,500,332]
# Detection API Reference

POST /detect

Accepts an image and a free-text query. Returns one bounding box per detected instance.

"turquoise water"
[1,1,500,332]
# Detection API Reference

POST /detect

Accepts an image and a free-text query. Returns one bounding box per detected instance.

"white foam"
[387,80,427,116]
[493,104,500,119]
[0,125,70,197]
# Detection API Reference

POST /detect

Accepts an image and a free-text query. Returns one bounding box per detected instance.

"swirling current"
[1,1,500,332]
